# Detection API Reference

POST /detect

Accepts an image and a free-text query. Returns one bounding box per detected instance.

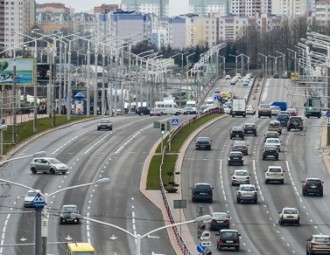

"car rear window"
[278,115,289,120]
[269,168,281,172]
[307,179,321,185]
[194,185,212,192]
[314,237,330,242]
[221,231,238,239]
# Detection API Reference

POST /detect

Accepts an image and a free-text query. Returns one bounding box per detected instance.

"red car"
[232,144,248,155]
[287,107,298,116]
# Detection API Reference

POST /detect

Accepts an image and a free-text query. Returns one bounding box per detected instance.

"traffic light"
[160,123,165,135]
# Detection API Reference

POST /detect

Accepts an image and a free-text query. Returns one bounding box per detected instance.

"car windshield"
[230,152,242,157]
[213,213,228,219]
[195,185,211,192]
[283,209,297,214]
[314,237,330,242]
[241,186,255,191]
[267,139,279,144]
[235,171,248,176]
[267,133,279,138]
[245,124,255,128]
[62,206,78,213]
[307,179,321,185]
[27,191,38,197]
[232,126,242,131]
[100,119,110,123]
[222,232,238,239]
[233,146,245,150]
[197,137,210,142]
[48,158,61,164]
[266,146,277,151]
[260,104,270,109]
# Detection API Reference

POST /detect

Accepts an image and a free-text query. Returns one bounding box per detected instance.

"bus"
[67,242,95,255]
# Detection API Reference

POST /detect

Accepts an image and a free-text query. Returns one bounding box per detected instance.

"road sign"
[196,244,205,253]
[171,118,179,126]
[201,241,212,247]
[32,193,47,207]
[214,95,220,100]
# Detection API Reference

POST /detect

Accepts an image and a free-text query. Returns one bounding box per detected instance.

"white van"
[186,100,197,112]
[154,101,182,115]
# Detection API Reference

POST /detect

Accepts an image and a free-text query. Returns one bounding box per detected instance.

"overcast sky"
[36,0,189,16]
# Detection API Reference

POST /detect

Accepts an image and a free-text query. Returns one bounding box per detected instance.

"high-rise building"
[0,0,36,52]
[189,0,227,16]
[121,0,169,18]
[229,0,271,17]
[272,0,308,18]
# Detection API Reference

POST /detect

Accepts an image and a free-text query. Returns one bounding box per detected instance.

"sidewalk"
[320,126,330,173]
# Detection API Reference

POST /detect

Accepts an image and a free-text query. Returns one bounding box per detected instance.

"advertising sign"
[0,58,33,86]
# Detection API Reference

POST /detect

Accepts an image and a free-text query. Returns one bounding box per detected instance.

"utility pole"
[12,52,17,144]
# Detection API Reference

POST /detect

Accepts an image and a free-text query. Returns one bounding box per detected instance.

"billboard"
[0,58,33,86]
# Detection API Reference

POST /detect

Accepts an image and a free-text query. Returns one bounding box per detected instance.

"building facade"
[189,0,227,16]
[121,0,169,18]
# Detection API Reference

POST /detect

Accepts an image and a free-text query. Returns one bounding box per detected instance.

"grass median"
[147,113,222,190]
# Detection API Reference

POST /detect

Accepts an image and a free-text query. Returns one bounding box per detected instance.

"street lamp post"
[218,55,226,77]
[276,50,286,74]
[229,54,240,75]
[72,213,211,255]
[268,55,282,75]
[287,48,298,73]
[258,53,268,77]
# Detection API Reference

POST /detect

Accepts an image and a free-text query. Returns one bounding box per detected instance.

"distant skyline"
[36,0,190,16]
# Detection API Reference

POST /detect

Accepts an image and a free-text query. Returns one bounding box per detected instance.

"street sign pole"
[35,206,42,255]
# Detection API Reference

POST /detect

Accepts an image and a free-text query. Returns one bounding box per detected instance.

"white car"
[271,106,281,116]
[231,169,250,186]
[224,74,231,80]
[265,166,284,184]
[246,105,255,115]
[278,207,300,225]
[224,106,232,114]
[236,184,258,203]
[265,138,281,151]
[24,189,42,208]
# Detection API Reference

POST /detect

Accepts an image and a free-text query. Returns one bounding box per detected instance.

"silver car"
[24,189,42,208]
[231,169,250,186]
[236,184,258,204]
[30,157,68,174]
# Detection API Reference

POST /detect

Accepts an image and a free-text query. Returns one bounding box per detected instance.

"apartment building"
[314,0,330,25]
[185,15,218,48]
[229,0,272,17]
[121,0,169,18]
[0,0,35,52]
[189,0,227,16]
[272,0,308,18]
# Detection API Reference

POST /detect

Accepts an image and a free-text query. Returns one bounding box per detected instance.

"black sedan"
[228,151,244,166]
[195,137,212,150]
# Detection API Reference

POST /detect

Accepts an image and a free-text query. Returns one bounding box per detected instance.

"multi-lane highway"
[182,77,328,254]
[0,76,328,255]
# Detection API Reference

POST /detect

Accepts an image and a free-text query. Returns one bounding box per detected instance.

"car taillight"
[195,142,199,145]
[320,184,323,190]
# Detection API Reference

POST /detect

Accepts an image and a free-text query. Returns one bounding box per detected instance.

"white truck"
[231,98,246,118]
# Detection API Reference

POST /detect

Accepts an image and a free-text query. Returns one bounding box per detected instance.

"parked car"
[135,106,150,116]
[265,138,281,152]
[191,183,213,203]
[230,126,244,139]
[278,207,300,225]
[268,120,282,135]
[258,104,272,118]
[306,235,330,255]
[59,204,80,224]
[265,166,284,184]
[30,157,68,174]
[195,137,212,150]
[287,116,303,131]
[97,118,113,131]
[228,151,244,166]
[264,131,280,142]
[209,212,230,230]
[262,145,279,160]
[236,184,258,204]
[302,177,324,196]
[216,229,241,251]
[231,169,250,186]
[243,123,257,136]
[24,189,42,208]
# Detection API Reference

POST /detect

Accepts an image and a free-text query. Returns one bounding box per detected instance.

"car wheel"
[287,128,290,131]
[254,199,258,204]
[62,172,66,175]
[217,244,222,251]
[320,191,323,197]
[31,168,37,174]
[263,156,266,160]
[265,179,269,184]
[281,180,284,184]
[50,169,55,174]
[302,191,306,196]
[258,115,260,118]
[236,198,240,203]
[255,133,257,136]
[279,219,282,225]
[235,246,240,251]
[276,156,279,160]
[297,219,300,225]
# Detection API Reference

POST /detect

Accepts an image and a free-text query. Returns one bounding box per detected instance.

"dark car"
[277,113,290,126]
[262,145,279,160]
[264,131,280,142]
[191,183,213,203]
[243,123,257,136]
[232,144,248,155]
[97,118,113,130]
[210,212,230,231]
[216,229,241,251]
[258,104,272,118]
[228,151,244,166]
[135,107,150,116]
[195,137,212,150]
[230,126,244,139]
[302,178,324,196]
[287,116,303,131]
[59,204,80,224]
